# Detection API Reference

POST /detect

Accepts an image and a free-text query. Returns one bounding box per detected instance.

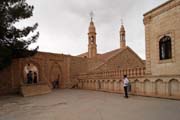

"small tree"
[0,0,39,70]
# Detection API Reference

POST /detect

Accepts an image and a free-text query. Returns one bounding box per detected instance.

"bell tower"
[88,12,97,58]
[120,20,126,48]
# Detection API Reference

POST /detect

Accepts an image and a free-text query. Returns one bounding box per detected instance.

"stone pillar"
[95,80,98,90]
[112,80,115,91]
[144,17,152,75]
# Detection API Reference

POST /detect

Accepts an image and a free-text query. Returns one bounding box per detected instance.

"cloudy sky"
[21,0,168,59]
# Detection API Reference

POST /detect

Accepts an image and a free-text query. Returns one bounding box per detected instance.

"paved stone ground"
[0,89,180,120]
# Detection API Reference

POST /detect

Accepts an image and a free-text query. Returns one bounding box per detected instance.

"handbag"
[128,82,131,92]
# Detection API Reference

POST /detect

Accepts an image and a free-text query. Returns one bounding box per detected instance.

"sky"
[19,0,168,59]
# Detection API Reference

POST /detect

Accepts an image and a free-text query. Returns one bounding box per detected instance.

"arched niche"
[23,63,39,84]
[134,80,140,94]
[169,79,179,96]
[97,80,101,89]
[49,63,62,89]
[111,80,116,91]
[100,80,104,90]
[144,79,151,95]
[155,79,164,95]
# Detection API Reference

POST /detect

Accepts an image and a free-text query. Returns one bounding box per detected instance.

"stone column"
[144,17,152,75]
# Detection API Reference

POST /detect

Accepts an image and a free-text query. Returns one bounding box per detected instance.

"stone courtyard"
[0,89,180,120]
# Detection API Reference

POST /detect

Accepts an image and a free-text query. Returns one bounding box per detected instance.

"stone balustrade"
[77,67,145,79]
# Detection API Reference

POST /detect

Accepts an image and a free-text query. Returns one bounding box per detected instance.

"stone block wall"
[0,59,21,95]
[94,48,145,72]
[20,83,51,97]
[144,0,180,76]
[0,52,88,95]
[69,56,88,87]
[78,75,180,99]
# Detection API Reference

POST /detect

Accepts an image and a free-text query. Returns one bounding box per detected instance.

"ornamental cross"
[121,19,123,25]
[90,11,94,21]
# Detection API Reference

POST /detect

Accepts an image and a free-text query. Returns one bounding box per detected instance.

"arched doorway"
[24,63,39,84]
[50,63,62,89]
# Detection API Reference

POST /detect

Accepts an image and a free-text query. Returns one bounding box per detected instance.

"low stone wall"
[78,75,180,99]
[20,83,51,97]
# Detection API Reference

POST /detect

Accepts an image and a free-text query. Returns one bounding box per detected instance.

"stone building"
[78,0,180,99]
[142,0,180,98]
[0,0,180,99]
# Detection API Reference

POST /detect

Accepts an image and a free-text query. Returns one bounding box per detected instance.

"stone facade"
[141,0,180,99]
[0,52,87,95]
[144,0,180,76]
[78,0,180,99]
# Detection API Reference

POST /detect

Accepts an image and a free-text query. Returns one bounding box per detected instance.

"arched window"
[90,36,94,44]
[159,36,172,60]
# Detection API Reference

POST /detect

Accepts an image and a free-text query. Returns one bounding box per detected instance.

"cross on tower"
[121,19,123,25]
[90,11,94,21]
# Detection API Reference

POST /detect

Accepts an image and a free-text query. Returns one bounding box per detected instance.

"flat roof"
[143,0,173,16]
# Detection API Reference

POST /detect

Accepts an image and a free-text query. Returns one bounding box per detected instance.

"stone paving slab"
[0,89,180,120]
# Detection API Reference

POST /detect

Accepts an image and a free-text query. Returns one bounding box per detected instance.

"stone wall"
[0,52,88,95]
[69,56,88,87]
[0,62,18,95]
[77,56,180,99]
[20,83,51,97]
[18,52,70,89]
[78,75,180,99]
[144,0,180,76]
